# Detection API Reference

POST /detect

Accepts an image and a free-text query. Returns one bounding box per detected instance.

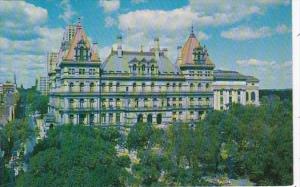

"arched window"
[69,82,74,92]
[147,114,152,123]
[166,83,170,91]
[80,82,84,92]
[190,83,194,91]
[109,98,113,108]
[198,83,202,90]
[135,98,139,107]
[205,83,209,89]
[251,92,256,101]
[172,83,176,90]
[101,83,105,92]
[157,113,162,124]
[144,98,148,108]
[116,82,120,92]
[151,82,155,90]
[80,99,84,108]
[79,46,85,61]
[133,83,137,92]
[151,65,155,72]
[116,98,121,108]
[109,82,113,92]
[69,99,74,108]
[137,114,143,123]
[142,64,146,71]
[133,64,137,71]
[90,82,95,92]
[90,99,95,108]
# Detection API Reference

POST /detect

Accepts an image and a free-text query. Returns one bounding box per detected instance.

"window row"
[68,68,97,75]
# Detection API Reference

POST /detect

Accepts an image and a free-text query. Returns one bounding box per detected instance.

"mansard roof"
[180,28,214,66]
[63,22,99,62]
[102,50,180,74]
[214,70,259,82]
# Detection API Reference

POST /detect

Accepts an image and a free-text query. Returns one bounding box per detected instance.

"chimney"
[177,46,182,65]
[117,35,122,58]
[91,42,100,61]
[154,37,160,59]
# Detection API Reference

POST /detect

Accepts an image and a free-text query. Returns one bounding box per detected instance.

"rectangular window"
[101,114,106,123]
[109,113,113,123]
[79,68,85,75]
[116,113,120,123]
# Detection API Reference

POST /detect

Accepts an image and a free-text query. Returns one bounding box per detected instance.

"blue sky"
[0,0,292,89]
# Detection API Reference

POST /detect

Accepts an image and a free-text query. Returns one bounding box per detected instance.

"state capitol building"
[47,20,259,126]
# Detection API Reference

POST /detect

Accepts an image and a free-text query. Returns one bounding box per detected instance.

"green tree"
[0,118,35,186]
[16,125,131,187]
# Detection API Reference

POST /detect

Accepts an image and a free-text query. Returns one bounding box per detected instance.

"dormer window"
[75,40,90,61]
[133,64,137,71]
[151,65,155,73]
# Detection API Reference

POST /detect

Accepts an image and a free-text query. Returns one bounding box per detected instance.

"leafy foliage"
[16,125,131,187]
[16,87,49,118]
[0,118,36,186]
[13,97,292,186]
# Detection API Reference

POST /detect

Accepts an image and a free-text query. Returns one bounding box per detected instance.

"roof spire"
[76,17,82,29]
[189,24,196,38]
[77,17,81,25]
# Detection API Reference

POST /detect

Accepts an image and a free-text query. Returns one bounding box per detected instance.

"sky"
[0,0,292,89]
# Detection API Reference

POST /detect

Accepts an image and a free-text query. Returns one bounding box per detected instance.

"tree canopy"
[11,97,292,186]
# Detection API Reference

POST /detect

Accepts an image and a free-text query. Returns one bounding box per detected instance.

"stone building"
[48,21,259,126]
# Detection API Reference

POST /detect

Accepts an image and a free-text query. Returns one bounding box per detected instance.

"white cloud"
[0,27,64,54]
[198,31,210,41]
[0,1,48,30]
[117,0,290,63]
[105,16,117,27]
[234,58,292,89]
[119,7,198,33]
[221,24,290,41]
[0,54,47,87]
[236,59,275,66]
[236,58,292,70]
[131,0,147,4]
[59,0,76,23]
[99,0,120,12]
[276,24,290,34]
[221,26,273,41]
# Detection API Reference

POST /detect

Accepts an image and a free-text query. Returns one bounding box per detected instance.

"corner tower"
[178,26,215,118]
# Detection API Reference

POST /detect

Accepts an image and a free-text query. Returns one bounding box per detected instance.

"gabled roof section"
[181,30,200,65]
[180,27,214,66]
[102,50,180,74]
[62,19,99,62]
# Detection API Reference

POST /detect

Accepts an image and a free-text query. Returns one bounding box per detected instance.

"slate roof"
[181,30,214,66]
[63,22,100,62]
[214,70,259,82]
[102,50,180,74]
